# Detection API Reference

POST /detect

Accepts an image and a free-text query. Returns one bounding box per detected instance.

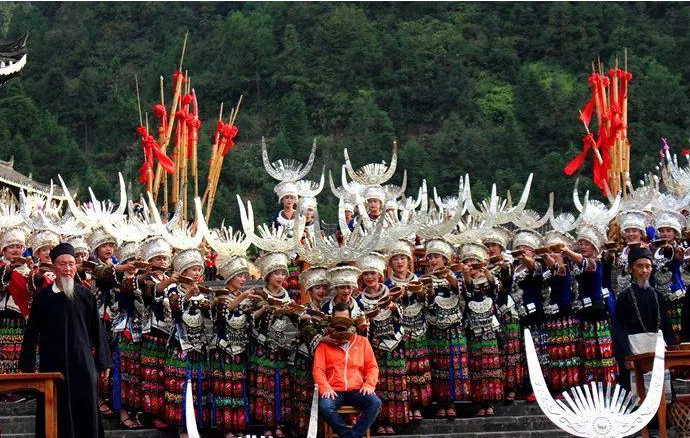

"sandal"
[275,428,286,438]
[476,408,486,417]
[413,409,423,421]
[486,406,495,416]
[446,407,456,418]
[376,425,387,435]
[436,408,446,418]
[98,402,114,417]
[385,425,395,434]
[506,391,516,402]
[120,417,143,430]
[263,430,274,438]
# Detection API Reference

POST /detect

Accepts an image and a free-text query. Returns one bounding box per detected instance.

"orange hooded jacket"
[312,334,379,395]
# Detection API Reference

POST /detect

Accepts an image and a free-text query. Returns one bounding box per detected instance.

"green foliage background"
[1,2,689,227]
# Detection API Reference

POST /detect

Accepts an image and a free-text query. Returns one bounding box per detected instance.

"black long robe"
[612,283,675,389]
[18,283,113,438]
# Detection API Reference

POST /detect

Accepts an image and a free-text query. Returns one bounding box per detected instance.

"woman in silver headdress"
[423,238,469,418]
[211,254,256,438]
[650,210,687,343]
[384,240,430,421]
[248,252,300,438]
[163,248,212,435]
[483,226,521,402]
[561,225,617,386]
[357,252,407,435]
[133,236,176,430]
[292,267,330,437]
[460,243,503,416]
[510,229,547,403]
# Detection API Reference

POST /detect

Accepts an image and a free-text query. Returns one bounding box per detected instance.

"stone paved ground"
[2,384,686,437]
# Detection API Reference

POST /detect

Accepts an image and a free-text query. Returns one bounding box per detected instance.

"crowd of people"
[0,141,689,438]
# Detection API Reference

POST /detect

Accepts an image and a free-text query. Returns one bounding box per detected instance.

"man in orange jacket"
[313,302,382,438]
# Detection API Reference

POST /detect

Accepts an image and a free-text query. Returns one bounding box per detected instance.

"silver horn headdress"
[262,137,317,182]
[525,328,665,438]
[294,214,384,267]
[343,142,397,186]
[465,173,533,225]
[237,195,295,253]
[148,194,208,251]
[59,172,127,229]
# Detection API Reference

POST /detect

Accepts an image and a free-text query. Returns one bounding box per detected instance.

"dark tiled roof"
[0,158,69,200]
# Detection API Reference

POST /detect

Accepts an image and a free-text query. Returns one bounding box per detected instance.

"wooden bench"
[0,372,63,438]
[323,405,371,438]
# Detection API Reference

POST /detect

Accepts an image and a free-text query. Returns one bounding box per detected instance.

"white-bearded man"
[19,243,112,438]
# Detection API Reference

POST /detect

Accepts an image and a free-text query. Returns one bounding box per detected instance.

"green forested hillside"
[1,2,689,226]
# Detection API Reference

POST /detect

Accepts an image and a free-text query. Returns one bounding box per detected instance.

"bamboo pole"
[153,32,188,202]
[623,49,630,195]
[201,104,225,209]
[191,90,199,199]
[145,114,153,194]
[180,73,190,222]
[206,96,242,221]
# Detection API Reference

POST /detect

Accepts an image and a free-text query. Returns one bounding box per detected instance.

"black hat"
[628,247,653,269]
[49,243,76,263]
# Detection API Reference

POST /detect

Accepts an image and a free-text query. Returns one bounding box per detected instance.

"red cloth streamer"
[683,149,690,156]
[564,133,596,176]
[217,122,239,156]
[136,126,175,185]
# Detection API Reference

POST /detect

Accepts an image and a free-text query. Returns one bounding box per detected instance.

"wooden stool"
[323,405,371,438]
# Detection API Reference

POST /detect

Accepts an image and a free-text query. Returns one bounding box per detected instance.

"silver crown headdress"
[653,209,686,235]
[619,174,659,212]
[0,227,26,250]
[543,230,576,249]
[357,251,387,277]
[66,236,89,255]
[616,210,648,233]
[299,266,329,291]
[526,328,665,438]
[459,241,488,262]
[262,136,317,182]
[31,230,59,251]
[139,236,172,262]
[343,142,397,186]
[296,170,325,199]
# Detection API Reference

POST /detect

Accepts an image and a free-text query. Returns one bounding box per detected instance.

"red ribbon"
[217,122,239,156]
[136,126,175,185]
[564,133,596,176]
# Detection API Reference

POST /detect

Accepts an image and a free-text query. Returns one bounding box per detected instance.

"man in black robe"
[613,247,675,390]
[19,243,112,438]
